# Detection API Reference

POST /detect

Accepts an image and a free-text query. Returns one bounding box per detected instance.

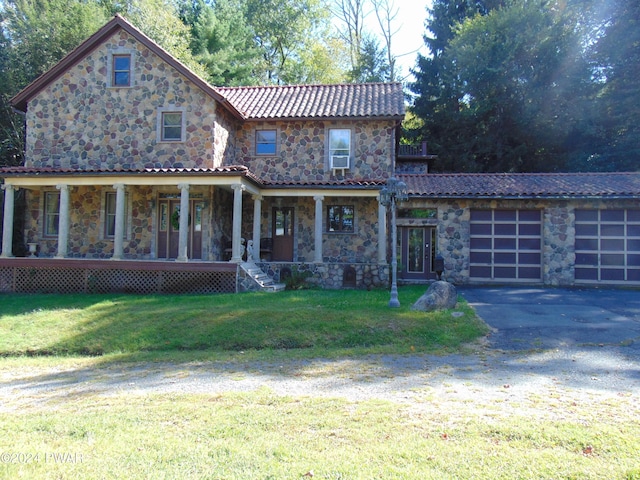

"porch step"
[241,262,286,293]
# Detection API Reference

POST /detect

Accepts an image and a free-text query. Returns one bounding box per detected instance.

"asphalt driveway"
[459,286,640,353]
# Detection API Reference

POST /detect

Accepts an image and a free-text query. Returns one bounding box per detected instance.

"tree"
[587,0,640,171]
[409,0,504,170]
[348,35,389,83]
[186,0,262,86]
[371,0,398,80]
[244,0,332,84]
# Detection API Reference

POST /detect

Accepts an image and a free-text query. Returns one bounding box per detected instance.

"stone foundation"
[259,262,389,290]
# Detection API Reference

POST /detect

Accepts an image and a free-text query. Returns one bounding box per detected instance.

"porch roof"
[399,172,640,199]
[0,165,386,194]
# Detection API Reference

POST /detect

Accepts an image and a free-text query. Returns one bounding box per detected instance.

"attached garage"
[399,172,640,287]
[469,209,542,282]
[575,209,640,284]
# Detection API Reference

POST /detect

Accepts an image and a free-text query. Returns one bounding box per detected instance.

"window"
[256,130,277,155]
[158,109,185,142]
[44,191,60,237]
[327,205,354,233]
[112,54,131,87]
[105,192,128,238]
[329,129,351,169]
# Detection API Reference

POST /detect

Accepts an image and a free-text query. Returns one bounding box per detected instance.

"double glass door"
[157,199,204,259]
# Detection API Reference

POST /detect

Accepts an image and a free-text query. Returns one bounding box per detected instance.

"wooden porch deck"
[0,258,238,294]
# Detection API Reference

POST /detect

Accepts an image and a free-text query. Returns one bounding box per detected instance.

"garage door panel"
[575,209,640,284]
[470,209,542,282]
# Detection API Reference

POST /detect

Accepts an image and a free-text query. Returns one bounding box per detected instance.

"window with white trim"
[328,129,351,170]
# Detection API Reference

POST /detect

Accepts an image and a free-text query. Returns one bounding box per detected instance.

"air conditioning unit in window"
[331,155,349,175]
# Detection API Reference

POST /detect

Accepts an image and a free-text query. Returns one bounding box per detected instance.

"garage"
[469,209,542,282]
[574,209,640,284]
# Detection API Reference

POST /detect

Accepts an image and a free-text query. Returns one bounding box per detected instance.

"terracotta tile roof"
[216,83,406,120]
[398,172,640,198]
[0,165,261,182]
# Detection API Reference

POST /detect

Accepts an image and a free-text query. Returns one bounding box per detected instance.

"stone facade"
[235,120,395,182]
[260,262,389,289]
[25,30,228,170]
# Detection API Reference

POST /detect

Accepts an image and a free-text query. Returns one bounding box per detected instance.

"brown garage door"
[575,209,640,284]
[470,209,542,282]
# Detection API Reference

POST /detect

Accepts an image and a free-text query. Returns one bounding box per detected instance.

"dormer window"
[112,55,131,86]
[329,128,351,172]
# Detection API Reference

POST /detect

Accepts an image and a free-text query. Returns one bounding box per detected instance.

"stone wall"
[235,120,395,182]
[25,29,226,170]
[259,262,389,290]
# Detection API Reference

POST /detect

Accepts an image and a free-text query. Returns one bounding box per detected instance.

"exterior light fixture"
[379,176,408,307]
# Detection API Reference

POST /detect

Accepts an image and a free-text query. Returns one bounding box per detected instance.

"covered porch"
[1,167,392,291]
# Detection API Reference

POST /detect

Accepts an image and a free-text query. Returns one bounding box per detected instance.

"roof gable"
[216,83,406,120]
[10,15,243,118]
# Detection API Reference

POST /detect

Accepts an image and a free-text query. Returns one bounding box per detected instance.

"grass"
[1,391,639,479]
[0,286,487,362]
[1,287,639,479]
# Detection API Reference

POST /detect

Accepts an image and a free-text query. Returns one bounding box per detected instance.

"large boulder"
[411,281,457,312]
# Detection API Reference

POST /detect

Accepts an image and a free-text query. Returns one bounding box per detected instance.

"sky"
[365,0,433,81]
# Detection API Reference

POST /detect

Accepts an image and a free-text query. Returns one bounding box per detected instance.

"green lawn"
[1,287,639,479]
[0,286,486,361]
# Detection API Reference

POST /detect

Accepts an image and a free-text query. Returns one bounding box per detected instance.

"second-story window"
[329,128,351,169]
[161,111,184,142]
[256,130,277,155]
[112,54,131,87]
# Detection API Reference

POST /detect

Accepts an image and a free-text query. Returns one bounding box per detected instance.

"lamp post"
[379,177,408,307]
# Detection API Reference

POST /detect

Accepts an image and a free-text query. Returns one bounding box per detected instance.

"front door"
[157,199,204,259]
[272,207,294,261]
[398,227,437,281]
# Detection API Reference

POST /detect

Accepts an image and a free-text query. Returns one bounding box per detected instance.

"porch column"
[251,194,263,262]
[111,183,126,260]
[0,184,16,258]
[313,195,324,263]
[55,184,70,259]
[378,196,387,264]
[177,183,190,262]
[231,184,245,263]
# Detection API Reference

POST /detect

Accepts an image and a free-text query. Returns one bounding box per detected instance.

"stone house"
[0,15,639,293]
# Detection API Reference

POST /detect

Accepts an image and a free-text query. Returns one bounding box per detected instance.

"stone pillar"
[251,194,263,262]
[378,196,387,264]
[111,183,126,260]
[314,195,324,263]
[177,183,190,262]
[0,184,16,258]
[231,184,245,263]
[55,184,70,259]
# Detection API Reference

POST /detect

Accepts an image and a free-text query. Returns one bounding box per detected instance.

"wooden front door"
[398,226,437,281]
[157,199,204,259]
[272,207,294,261]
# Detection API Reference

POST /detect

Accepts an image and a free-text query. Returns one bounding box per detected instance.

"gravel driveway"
[2,287,639,412]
